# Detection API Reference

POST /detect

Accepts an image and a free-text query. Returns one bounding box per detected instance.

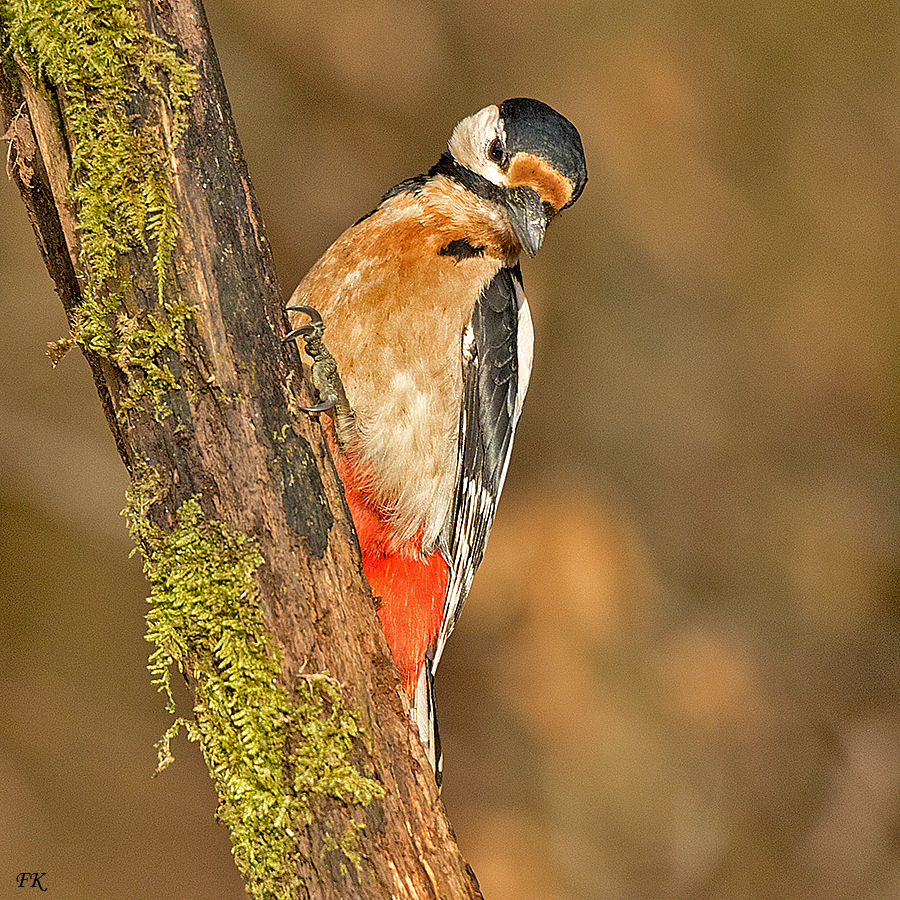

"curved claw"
[286,305,323,324]
[300,397,337,413]
[284,306,325,343]
[284,324,315,342]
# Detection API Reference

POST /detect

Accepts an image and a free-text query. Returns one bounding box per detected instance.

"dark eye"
[488,137,504,163]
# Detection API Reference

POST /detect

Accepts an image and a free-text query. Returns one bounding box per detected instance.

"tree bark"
[0,2,481,898]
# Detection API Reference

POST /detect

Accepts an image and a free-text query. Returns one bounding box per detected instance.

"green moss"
[3,0,196,297]
[292,675,385,810]
[73,287,193,422]
[124,471,384,900]
[322,818,367,877]
[0,15,16,81]
[2,0,198,420]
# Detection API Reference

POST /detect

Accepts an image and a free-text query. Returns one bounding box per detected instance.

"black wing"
[439,264,529,646]
[411,264,533,776]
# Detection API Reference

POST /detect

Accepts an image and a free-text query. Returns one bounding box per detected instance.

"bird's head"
[446,98,587,257]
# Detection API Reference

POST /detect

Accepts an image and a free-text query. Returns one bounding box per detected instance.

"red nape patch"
[366,552,449,698]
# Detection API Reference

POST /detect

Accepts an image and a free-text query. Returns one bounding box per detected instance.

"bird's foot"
[285,306,352,422]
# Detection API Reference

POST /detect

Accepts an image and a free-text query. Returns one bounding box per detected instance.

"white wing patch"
[502,283,533,491]
[514,287,534,419]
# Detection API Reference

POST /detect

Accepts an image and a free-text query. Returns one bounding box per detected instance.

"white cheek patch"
[448,104,507,186]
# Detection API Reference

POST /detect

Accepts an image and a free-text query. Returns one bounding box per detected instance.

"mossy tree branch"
[0,1,482,898]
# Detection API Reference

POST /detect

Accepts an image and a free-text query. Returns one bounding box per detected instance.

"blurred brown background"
[3,1,900,898]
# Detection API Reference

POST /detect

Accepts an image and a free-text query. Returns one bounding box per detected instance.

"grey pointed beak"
[504,186,547,257]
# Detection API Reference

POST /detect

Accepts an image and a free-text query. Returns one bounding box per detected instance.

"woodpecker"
[286,98,586,780]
